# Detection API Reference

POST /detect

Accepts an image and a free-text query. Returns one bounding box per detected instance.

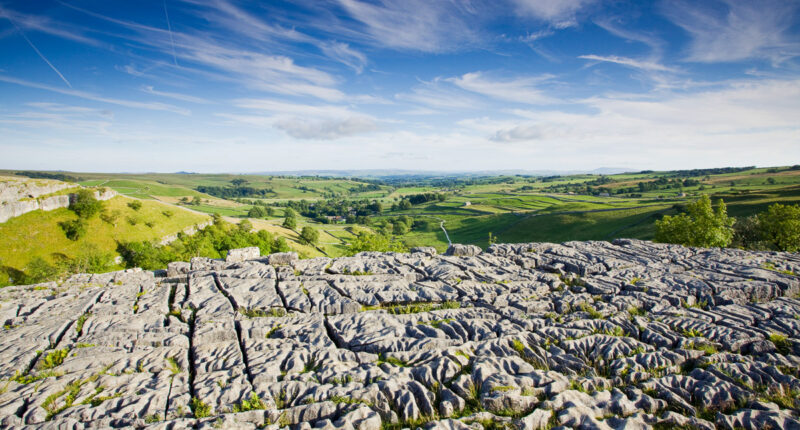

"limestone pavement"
[1,239,799,429]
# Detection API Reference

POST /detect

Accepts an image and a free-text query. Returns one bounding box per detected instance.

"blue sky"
[1,0,799,173]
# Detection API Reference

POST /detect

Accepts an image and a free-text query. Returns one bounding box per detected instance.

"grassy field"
[0,196,209,273]
[3,165,799,266]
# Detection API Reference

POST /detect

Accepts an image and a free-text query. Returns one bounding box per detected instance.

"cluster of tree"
[179,196,204,205]
[405,192,447,205]
[348,183,381,193]
[377,175,514,189]
[278,198,382,223]
[665,166,754,178]
[732,204,800,252]
[368,216,433,235]
[636,177,700,192]
[15,171,81,183]
[655,195,799,251]
[585,176,614,186]
[58,190,104,241]
[117,215,291,270]
[195,185,274,199]
[247,205,275,218]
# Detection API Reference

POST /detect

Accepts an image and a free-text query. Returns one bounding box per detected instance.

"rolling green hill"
[0,196,210,284]
[3,165,799,283]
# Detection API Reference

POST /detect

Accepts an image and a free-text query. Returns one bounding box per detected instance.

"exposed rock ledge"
[1,239,799,429]
[0,188,117,223]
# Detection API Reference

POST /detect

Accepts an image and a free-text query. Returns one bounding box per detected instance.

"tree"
[127,200,143,211]
[238,219,253,232]
[71,189,103,219]
[654,195,734,248]
[392,220,409,235]
[59,219,87,241]
[346,232,407,255]
[60,244,114,275]
[758,203,800,252]
[412,219,432,231]
[248,206,267,218]
[399,199,412,210]
[300,226,319,245]
[230,178,248,187]
[24,257,59,284]
[732,215,767,250]
[283,216,297,230]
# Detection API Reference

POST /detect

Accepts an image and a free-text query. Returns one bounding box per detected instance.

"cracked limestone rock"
[1,240,799,429]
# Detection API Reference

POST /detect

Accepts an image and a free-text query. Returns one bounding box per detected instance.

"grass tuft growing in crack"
[239,307,287,318]
[190,396,212,418]
[232,392,266,412]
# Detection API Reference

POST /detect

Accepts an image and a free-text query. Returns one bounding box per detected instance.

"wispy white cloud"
[0,102,114,136]
[0,5,100,46]
[660,0,800,64]
[272,116,377,140]
[26,102,113,118]
[179,0,315,44]
[220,98,379,140]
[0,75,191,115]
[395,79,482,110]
[141,85,211,104]
[579,54,677,73]
[320,41,367,73]
[63,2,349,102]
[334,0,479,52]
[593,17,664,57]
[510,0,598,28]
[448,72,555,104]
[474,79,800,148]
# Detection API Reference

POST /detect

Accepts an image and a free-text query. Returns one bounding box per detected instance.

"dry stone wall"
[1,239,799,429]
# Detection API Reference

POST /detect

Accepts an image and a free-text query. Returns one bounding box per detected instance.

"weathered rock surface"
[1,239,799,429]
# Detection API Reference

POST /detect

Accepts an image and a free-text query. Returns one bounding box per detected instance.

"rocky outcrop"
[0,176,77,203]
[0,181,117,223]
[1,240,799,429]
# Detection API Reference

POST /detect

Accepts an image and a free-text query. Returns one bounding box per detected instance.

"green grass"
[239,307,287,318]
[190,397,212,418]
[38,349,69,370]
[232,392,266,412]
[769,333,792,355]
[0,196,209,274]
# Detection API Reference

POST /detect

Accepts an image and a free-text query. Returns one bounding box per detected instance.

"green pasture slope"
[0,196,209,281]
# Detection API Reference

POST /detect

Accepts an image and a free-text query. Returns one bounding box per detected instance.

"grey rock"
[226,247,261,263]
[444,244,482,257]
